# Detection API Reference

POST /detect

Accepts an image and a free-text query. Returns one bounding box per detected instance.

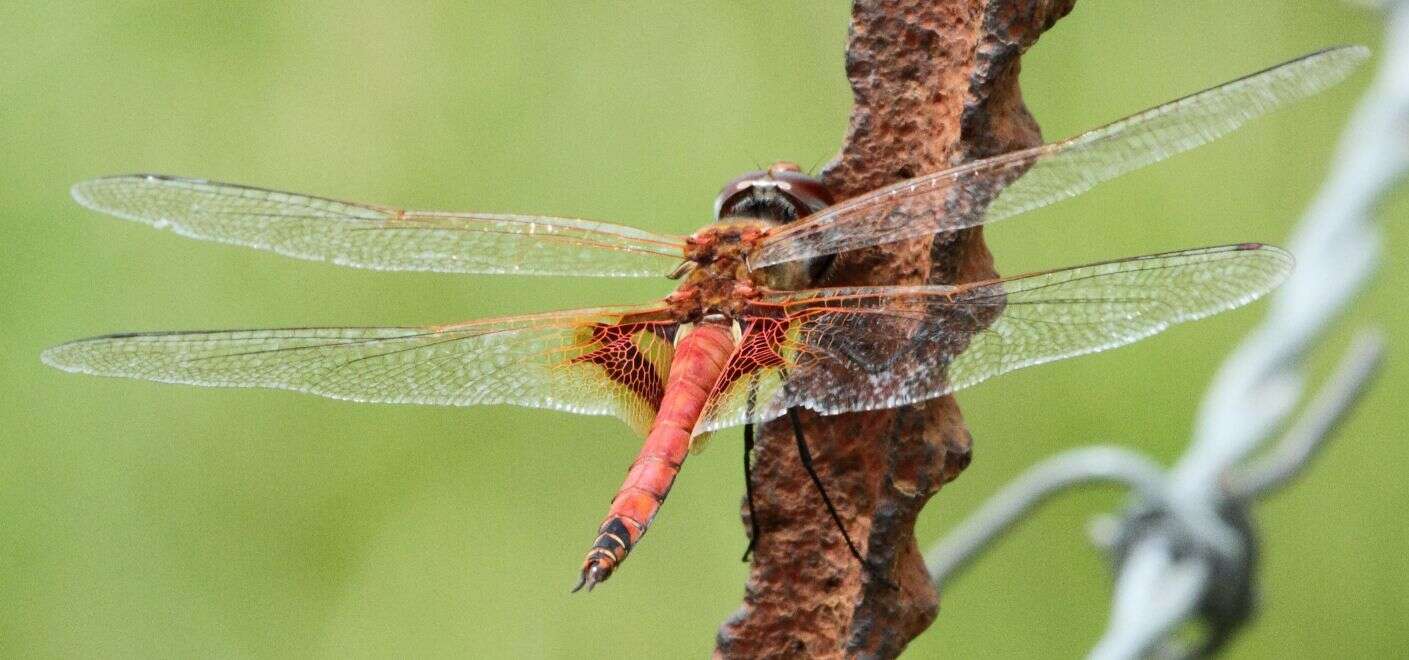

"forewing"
[43,306,678,436]
[697,244,1291,433]
[71,175,686,277]
[751,46,1366,268]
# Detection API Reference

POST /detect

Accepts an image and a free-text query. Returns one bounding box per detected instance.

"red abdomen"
[574,322,736,591]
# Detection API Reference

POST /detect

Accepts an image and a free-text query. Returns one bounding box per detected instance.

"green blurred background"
[3,1,1403,657]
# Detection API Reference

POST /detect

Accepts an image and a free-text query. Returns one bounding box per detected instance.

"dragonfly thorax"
[674,221,768,320]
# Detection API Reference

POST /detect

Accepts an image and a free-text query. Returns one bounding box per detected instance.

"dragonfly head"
[713,161,832,224]
[715,162,836,287]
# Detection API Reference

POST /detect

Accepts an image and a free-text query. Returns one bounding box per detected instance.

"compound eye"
[772,171,834,216]
[714,165,836,221]
[714,169,769,219]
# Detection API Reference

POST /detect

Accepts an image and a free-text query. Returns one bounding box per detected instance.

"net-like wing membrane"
[42,306,678,436]
[751,46,1366,268]
[698,244,1291,433]
[71,175,686,277]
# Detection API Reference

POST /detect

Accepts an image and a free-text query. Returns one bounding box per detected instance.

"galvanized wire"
[926,5,1405,656]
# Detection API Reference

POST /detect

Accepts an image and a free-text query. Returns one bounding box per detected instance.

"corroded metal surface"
[715,1,1074,657]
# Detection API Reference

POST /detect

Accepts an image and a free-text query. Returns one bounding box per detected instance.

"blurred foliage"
[1,1,1403,657]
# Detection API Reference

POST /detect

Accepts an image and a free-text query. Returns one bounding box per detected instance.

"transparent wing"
[697,244,1291,433]
[751,46,1366,268]
[71,175,687,278]
[43,305,679,436]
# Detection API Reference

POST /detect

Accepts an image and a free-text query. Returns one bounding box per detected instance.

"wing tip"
[1240,242,1295,280]
[68,178,101,211]
[1310,44,1372,87]
[1173,243,1294,320]
[71,173,179,215]
[1321,43,1371,65]
[39,341,90,374]
[41,332,163,375]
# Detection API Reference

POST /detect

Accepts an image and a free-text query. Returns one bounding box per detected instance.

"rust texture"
[714,1,1075,657]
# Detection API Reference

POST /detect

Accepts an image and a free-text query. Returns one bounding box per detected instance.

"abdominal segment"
[575,322,736,591]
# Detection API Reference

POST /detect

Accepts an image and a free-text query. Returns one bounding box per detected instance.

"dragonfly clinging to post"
[42,47,1366,591]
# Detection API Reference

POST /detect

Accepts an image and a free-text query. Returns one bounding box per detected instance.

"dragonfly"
[43,46,1364,592]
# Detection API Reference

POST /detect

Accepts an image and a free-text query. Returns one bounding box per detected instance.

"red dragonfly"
[43,47,1362,591]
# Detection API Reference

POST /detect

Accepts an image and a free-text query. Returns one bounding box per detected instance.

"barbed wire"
[924,3,1406,657]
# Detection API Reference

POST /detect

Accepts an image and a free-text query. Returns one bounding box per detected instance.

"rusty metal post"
[714,1,1075,657]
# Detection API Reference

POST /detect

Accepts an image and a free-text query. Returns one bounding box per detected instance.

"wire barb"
[1231,330,1387,499]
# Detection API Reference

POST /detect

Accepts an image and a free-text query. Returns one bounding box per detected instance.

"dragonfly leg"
[741,421,760,562]
[787,407,865,566]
